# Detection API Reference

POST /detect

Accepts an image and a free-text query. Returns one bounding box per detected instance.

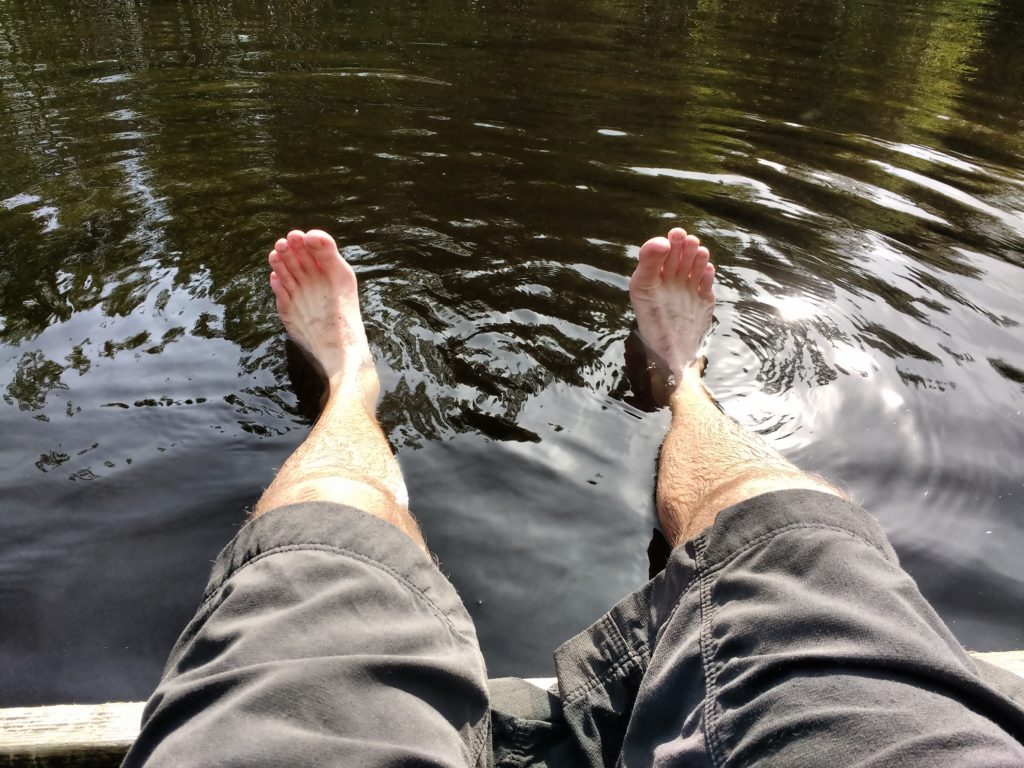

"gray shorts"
[122,490,1024,767]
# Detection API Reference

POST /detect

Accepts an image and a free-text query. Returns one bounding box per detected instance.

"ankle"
[668,364,710,411]
[327,362,380,414]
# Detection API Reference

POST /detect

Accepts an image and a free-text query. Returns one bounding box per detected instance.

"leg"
[629,227,840,545]
[123,230,489,768]
[256,229,424,548]
[553,228,1024,767]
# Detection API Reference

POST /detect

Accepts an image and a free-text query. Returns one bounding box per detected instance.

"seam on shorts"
[505,711,532,768]
[697,543,726,768]
[561,635,649,707]
[199,542,466,639]
[470,712,491,768]
[699,522,887,577]
[560,617,650,705]
[606,615,628,659]
[560,573,698,704]
[653,574,700,648]
[693,522,882,768]
[555,524,886,758]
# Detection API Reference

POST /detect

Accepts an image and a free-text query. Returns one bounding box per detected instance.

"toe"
[269,270,291,304]
[698,263,716,296]
[305,229,356,290]
[663,228,687,279]
[305,229,336,251]
[282,245,304,277]
[269,250,298,293]
[632,236,671,288]
[283,231,309,275]
[288,229,315,269]
[275,237,289,253]
[679,235,700,281]
[688,246,710,287]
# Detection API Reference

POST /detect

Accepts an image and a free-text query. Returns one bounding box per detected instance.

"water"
[1,0,1022,706]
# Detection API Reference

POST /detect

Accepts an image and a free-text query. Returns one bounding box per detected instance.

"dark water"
[2,0,1023,706]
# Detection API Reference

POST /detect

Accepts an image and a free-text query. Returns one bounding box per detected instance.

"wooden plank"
[0,701,143,767]
[974,650,1024,679]
[1,654,1021,766]
[524,677,558,691]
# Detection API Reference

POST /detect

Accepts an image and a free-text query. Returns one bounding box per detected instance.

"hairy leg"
[630,227,841,546]
[123,232,490,768]
[254,229,424,550]
[658,367,841,545]
[615,230,1024,768]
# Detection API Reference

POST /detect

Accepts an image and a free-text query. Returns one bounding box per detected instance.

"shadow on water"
[0,0,1023,704]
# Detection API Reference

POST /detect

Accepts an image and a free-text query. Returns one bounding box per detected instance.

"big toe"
[632,236,671,290]
[305,229,337,252]
[306,229,356,290]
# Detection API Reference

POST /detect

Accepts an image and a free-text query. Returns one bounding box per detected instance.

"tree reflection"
[4,350,67,418]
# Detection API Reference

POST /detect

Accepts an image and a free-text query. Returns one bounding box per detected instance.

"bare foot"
[629,227,716,380]
[268,229,378,410]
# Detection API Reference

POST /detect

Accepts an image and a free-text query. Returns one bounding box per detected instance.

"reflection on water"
[1,0,1023,705]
